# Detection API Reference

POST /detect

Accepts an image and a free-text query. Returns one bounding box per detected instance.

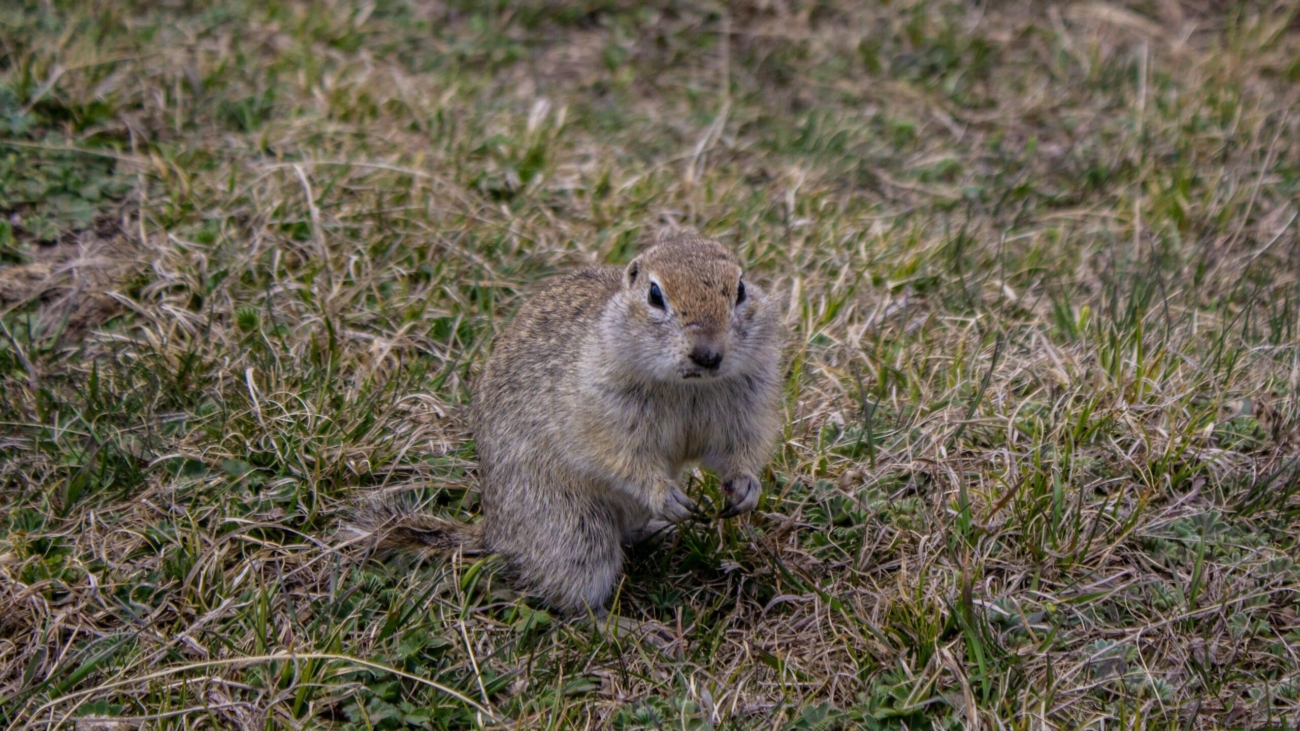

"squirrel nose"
[689,345,723,370]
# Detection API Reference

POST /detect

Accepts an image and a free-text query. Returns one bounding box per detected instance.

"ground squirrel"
[361,235,783,615]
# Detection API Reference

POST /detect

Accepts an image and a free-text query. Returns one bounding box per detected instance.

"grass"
[1,0,1299,727]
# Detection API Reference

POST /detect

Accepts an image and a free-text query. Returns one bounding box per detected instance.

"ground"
[1,0,1299,728]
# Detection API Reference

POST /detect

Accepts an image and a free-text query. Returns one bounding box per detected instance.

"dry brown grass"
[2,0,1300,728]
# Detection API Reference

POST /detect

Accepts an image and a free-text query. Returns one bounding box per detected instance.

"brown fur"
[363,235,784,615]
[351,501,484,560]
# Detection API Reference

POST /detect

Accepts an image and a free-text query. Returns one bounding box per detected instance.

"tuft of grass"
[2,0,1300,727]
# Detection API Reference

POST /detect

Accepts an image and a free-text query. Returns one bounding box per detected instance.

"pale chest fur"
[570,372,776,479]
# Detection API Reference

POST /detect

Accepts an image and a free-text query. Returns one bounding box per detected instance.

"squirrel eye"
[736,280,746,305]
[648,282,666,310]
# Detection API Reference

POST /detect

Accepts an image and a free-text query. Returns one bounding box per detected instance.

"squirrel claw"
[660,484,699,524]
[721,473,761,518]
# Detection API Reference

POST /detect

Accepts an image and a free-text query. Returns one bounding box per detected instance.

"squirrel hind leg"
[550,553,622,617]
[496,527,624,617]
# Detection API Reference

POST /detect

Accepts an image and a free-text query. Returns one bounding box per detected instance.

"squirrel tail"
[348,500,484,560]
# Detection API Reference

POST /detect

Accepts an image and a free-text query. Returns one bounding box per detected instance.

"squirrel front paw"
[720,473,761,518]
[659,483,700,524]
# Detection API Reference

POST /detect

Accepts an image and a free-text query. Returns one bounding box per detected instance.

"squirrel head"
[608,235,777,383]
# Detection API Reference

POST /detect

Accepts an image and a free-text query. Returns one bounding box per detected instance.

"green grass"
[2,0,1299,728]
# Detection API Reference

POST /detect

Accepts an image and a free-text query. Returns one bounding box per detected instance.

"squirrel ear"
[624,258,640,288]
